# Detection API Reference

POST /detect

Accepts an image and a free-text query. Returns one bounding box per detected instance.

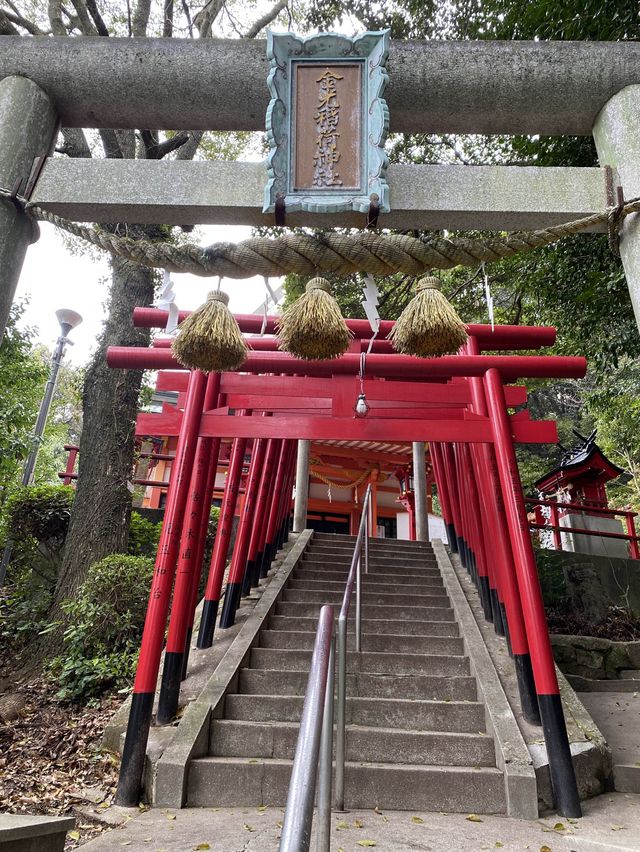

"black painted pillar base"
[251,552,263,588]
[457,537,468,571]
[180,626,193,681]
[259,541,274,578]
[283,519,290,544]
[196,598,219,649]
[469,552,478,586]
[156,651,183,725]
[219,581,242,629]
[490,588,504,634]
[478,574,493,621]
[446,524,458,553]
[539,692,582,817]
[241,561,254,597]
[115,692,154,806]
[501,603,513,656]
[514,653,540,725]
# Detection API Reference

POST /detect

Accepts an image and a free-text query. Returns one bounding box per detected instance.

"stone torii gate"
[1,35,639,823]
[2,39,640,334]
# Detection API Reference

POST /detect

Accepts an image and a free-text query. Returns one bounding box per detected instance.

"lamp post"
[0,308,82,584]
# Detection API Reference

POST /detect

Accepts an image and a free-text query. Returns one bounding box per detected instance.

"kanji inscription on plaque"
[264,30,390,217]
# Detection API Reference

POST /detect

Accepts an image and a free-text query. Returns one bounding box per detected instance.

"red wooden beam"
[108,347,586,381]
[157,371,529,407]
[135,409,557,443]
[133,307,556,349]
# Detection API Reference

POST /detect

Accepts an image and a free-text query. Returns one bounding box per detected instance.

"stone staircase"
[186,533,507,813]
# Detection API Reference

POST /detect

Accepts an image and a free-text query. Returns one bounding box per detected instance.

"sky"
[15,222,279,366]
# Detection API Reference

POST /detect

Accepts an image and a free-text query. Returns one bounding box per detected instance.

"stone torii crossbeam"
[2,37,640,335]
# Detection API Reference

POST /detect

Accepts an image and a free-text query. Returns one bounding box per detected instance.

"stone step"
[210,719,495,766]
[301,557,438,575]
[281,588,450,607]
[287,577,447,596]
[223,694,485,731]
[294,567,443,585]
[275,600,456,622]
[306,544,436,559]
[267,614,460,637]
[304,550,438,567]
[312,533,433,551]
[249,647,470,677]
[187,758,505,812]
[237,668,477,701]
[258,629,464,656]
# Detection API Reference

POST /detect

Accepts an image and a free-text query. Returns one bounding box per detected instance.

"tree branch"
[162,0,172,37]
[0,10,19,32]
[0,8,48,34]
[57,127,92,159]
[99,128,123,159]
[69,0,98,34]
[85,0,109,36]
[193,0,222,38]
[243,0,287,38]
[175,131,204,161]
[47,0,67,34]
[131,0,151,36]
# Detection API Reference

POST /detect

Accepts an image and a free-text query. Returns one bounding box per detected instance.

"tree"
[0,302,48,526]
[1,0,292,611]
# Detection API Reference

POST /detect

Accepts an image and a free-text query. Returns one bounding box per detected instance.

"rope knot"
[305,277,332,294]
[207,290,230,305]
[415,276,441,293]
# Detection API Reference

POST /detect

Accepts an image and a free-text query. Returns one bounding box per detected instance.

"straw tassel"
[388,276,468,357]
[277,277,352,360]
[171,290,248,372]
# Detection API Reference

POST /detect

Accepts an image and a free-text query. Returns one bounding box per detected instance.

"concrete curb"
[153,529,313,808]
[433,540,538,819]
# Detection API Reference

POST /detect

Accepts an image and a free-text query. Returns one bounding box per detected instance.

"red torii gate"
[111,312,585,818]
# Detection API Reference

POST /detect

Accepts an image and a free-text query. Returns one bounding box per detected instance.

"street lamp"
[0,308,82,584]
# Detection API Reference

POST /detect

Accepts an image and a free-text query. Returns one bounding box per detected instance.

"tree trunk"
[52,226,158,608]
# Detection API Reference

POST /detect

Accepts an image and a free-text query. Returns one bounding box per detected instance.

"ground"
[0,676,120,849]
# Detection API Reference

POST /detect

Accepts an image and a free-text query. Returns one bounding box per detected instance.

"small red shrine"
[532,430,636,559]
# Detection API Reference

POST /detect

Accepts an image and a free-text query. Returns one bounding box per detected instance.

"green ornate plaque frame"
[263,30,391,216]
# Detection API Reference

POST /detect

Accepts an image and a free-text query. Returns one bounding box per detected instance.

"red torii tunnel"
[111,315,586,818]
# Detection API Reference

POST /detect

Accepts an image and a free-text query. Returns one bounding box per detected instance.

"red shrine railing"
[526,497,640,560]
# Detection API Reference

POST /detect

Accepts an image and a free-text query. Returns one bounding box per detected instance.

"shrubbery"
[47,554,154,701]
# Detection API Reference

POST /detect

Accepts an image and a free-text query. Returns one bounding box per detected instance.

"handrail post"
[356,553,362,653]
[364,498,370,574]
[316,635,335,852]
[334,614,347,811]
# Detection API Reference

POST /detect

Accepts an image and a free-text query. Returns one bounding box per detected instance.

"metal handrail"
[279,485,372,852]
[336,484,371,810]
[279,605,334,852]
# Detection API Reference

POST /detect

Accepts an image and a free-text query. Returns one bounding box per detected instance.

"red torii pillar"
[197,425,249,648]
[157,373,222,724]
[485,367,580,817]
[116,369,207,807]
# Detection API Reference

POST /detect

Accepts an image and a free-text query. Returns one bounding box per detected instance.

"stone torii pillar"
[593,85,640,333]
[0,76,58,340]
[412,441,430,542]
[292,439,311,533]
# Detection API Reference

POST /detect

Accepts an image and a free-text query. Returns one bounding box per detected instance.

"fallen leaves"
[410,815,424,824]
[0,676,120,848]
[357,842,376,848]
[466,814,483,822]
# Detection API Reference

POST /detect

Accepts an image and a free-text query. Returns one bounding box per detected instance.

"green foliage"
[48,554,154,701]
[5,485,74,583]
[0,302,48,504]
[202,505,221,576]
[128,511,162,557]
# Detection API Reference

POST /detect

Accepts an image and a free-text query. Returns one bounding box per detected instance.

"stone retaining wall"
[551,634,640,680]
